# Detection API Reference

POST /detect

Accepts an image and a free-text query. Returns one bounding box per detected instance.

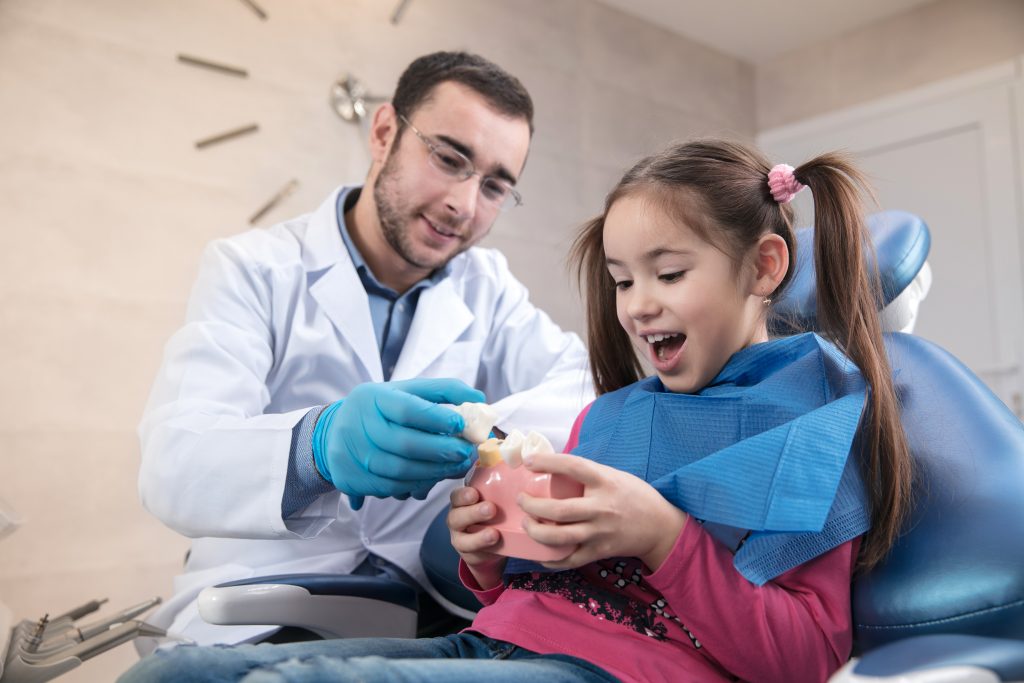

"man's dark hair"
[392,51,534,134]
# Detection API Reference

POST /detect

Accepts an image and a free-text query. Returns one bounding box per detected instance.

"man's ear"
[750,233,789,299]
[367,103,399,165]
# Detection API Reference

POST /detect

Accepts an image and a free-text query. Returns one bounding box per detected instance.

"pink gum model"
[467,455,584,562]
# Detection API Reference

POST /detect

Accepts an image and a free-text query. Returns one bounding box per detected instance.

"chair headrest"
[770,210,931,334]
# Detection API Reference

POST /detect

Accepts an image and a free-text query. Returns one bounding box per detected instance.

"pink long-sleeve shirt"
[460,409,860,683]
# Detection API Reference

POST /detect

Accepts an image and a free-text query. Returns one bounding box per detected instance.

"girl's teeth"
[645,333,678,344]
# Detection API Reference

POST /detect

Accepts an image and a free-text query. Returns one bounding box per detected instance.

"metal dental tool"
[27,598,164,655]
[1,597,165,683]
[49,600,107,624]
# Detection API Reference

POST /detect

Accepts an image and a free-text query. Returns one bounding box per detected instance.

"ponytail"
[794,154,913,570]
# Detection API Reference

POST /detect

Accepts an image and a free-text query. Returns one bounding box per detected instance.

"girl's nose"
[626,285,660,321]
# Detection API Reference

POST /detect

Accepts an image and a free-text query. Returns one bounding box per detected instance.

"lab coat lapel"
[394,278,473,379]
[304,187,383,382]
[310,264,383,382]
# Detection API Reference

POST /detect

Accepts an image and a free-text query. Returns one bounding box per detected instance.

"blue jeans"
[117,632,619,683]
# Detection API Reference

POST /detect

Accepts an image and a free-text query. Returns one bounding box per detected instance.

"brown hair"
[570,139,912,571]
[392,51,534,134]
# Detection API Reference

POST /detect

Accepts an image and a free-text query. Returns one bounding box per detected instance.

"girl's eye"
[614,280,632,291]
[659,271,686,283]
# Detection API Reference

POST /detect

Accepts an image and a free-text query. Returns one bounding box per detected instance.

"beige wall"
[757,0,1024,130]
[0,1,752,679]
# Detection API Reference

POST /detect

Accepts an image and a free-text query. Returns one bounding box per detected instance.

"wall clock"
[176,0,398,225]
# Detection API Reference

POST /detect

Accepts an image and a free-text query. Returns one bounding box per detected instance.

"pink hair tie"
[767,164,805,204]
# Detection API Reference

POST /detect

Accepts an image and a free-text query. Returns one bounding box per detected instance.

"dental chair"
[775,210,1024,681]
[196,210,1024,682]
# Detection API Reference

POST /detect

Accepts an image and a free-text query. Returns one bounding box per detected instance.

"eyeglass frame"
[397,114,524,211]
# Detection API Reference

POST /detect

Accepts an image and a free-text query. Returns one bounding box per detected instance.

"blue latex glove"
[313,378,485,510]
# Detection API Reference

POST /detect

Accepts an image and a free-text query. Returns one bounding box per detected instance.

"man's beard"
[373,151,465,273]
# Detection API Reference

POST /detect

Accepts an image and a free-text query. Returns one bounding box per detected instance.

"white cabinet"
[759,59,1024,418]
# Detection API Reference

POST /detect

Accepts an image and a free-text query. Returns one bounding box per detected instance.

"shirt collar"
[335,187,452,296]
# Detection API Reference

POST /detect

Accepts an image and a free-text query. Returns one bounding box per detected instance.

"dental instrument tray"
[0,596,164,683]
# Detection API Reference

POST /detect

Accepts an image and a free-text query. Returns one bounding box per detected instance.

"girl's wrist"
[466,558,506,590]
[641,505,688,571]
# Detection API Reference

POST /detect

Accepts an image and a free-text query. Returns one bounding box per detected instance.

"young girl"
[451,139,912,682]
[118,140,911,683]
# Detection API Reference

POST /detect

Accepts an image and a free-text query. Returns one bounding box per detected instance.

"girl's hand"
[447,485,507,589]
[517,453,687,571]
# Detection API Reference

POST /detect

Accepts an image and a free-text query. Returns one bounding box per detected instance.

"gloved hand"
[313,378,486,510]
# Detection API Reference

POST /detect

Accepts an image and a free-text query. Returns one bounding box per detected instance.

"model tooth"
[499,429,525,467]
[452,402,498,444]
[521,431,554,457]
[476,437,503,467]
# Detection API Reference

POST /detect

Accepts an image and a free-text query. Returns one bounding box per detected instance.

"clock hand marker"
[195,123,260,150]
[237,0,268,20]
[391,0,413,24]
[177,54,248,79]
[250,180,300,225]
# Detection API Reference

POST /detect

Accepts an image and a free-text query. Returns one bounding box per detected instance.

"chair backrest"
[852,333,1024,652]
[775,209,1024,650]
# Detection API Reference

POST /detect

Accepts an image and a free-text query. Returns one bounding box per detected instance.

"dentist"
[137,51,593,648]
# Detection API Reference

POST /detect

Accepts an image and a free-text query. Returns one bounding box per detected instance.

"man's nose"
[444,175,480,219]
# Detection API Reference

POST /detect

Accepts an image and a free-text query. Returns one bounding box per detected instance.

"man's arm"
[138,237,335,540]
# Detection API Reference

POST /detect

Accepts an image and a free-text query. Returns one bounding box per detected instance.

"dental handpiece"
[76,597,162,640]
[23,620,167,665]
[51,598,108,622]
[31,597,162,653]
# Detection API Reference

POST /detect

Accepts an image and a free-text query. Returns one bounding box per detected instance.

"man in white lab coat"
[137,51,593,649]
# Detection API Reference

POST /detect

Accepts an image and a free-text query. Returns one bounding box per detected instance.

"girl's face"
[603,193,769,394]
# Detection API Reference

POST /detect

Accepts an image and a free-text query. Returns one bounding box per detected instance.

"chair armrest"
[198,574,418,640]
[829,635,1024,682]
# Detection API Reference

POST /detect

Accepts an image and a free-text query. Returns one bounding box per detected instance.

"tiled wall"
[756,0,1024,130]
[0,0,752,679]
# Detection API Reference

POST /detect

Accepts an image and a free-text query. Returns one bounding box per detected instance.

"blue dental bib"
[507,333,871,585]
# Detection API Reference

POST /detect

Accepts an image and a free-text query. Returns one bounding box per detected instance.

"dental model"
[468,428,582,562]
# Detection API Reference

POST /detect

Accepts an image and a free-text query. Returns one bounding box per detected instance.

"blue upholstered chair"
[198,211,1024,682]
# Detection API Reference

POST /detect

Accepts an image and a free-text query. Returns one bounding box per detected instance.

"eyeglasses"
[398,114,523,211]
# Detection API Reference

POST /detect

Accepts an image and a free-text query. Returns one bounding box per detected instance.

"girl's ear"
[367,103,399,165]
[749,233,789,298]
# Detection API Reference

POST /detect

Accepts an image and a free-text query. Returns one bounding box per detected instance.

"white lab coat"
[137,187,594,650]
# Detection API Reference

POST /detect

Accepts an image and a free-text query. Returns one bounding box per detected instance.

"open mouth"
[644,332,686,363]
